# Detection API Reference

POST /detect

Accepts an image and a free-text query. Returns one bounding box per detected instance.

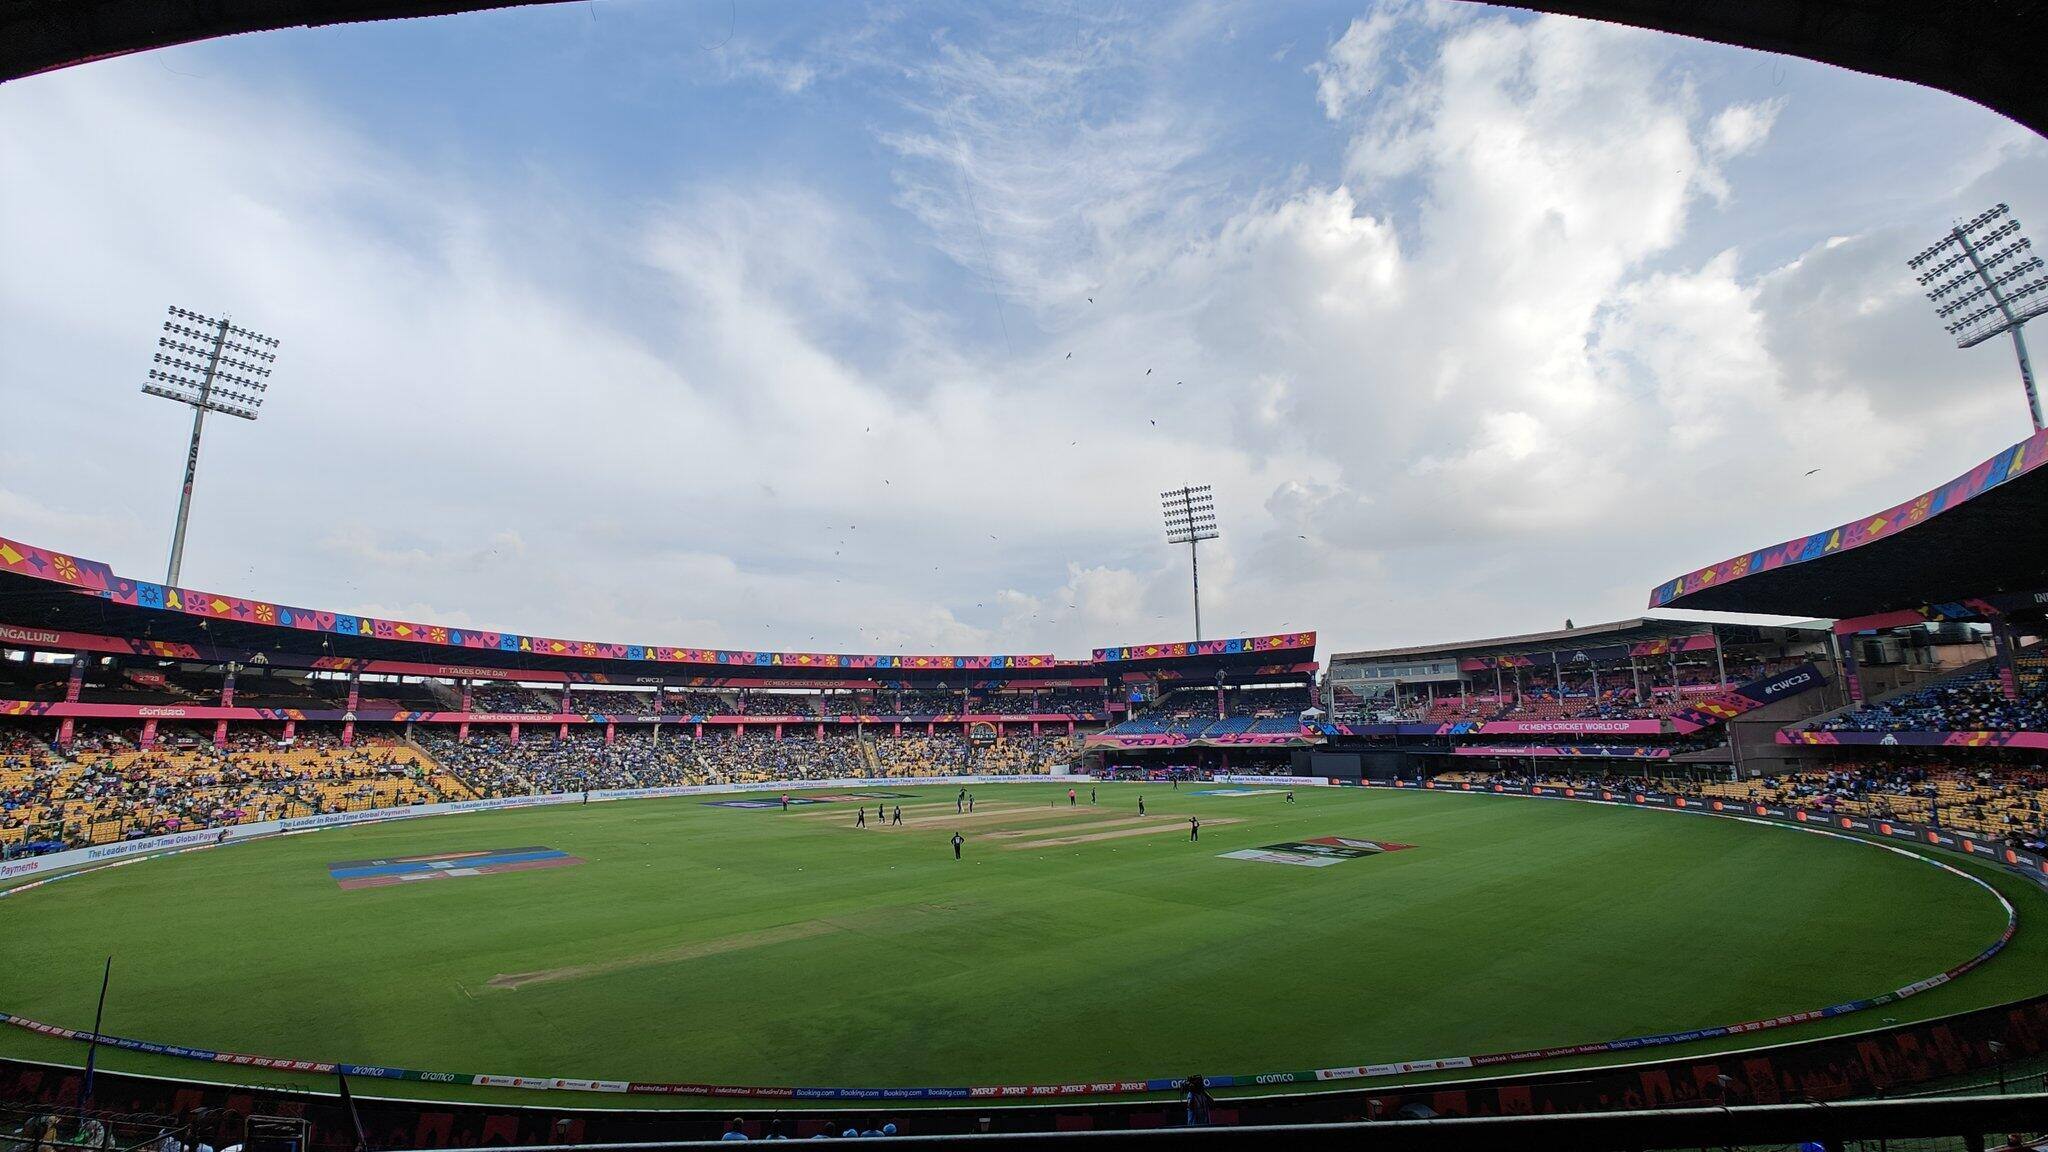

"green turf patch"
[0,782,2039,1108]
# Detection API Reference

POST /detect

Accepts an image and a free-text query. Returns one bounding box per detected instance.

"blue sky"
[1,0,2042,656]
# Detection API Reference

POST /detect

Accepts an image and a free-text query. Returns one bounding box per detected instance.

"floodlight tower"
[1909,204,2048,432]
[1161,485,1219,641]
[143,306,281,587]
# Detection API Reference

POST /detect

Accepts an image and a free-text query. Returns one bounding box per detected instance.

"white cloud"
[1706,97,1785,158]
[0,3,2041,661]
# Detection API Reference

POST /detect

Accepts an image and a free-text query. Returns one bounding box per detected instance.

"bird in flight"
[1065,352,1072,359]
[1145,368,1152,375]
[1804,468,1822,476]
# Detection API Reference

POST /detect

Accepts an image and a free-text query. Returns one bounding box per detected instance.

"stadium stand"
[0,725,449,851]
[0,720,1085,853]
[1096,686,1312,743]
[1813,663,2048,733]
[469,684,561,714]
[1435,760,2048,851]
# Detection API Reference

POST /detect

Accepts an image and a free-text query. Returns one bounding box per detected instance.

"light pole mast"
[1910,204,2048,432]
[1161,485,1219,641]
[143,306,281,586]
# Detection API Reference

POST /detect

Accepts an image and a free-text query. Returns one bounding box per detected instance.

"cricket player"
[952,831,964,860]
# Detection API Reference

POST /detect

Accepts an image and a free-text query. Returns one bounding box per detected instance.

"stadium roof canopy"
[0,531,1313,685]
[1650,431,2048,621]
[1330,616,1821,666]
[4,1,2046,140]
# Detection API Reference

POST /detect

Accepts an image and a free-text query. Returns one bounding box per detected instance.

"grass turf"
[2,781,2041,1108]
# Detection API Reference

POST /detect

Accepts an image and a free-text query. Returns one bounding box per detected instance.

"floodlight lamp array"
[1162,485,1219,544]
[141,306,281,420]
[1908,207,2048,348]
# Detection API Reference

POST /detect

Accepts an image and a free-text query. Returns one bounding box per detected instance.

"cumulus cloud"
[0,2,2041,658]
[1706,97,1785,158]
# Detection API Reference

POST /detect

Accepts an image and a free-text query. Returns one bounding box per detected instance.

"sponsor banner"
[1474,719,1665,735]
[1192,788,1291,797]
[1220,836,1415,868]
[1450,745,1672,760]
[1,772,2026,1102]
[1218,848,1349,868]
[1087,732,1191,748]
[1670,663,1827,733]
[1318,719,1666,737]
[1209,774,1330,787]
[0,624,210,660]
[1205,731,1314,745]
[363,661,572,683]
[328,847,584,891]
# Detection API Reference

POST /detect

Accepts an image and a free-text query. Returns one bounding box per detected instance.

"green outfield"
[3,781,2043,1107]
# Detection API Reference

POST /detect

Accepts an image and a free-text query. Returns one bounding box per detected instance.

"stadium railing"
[0,1102,187,1152]
[401,1093,2048,1150]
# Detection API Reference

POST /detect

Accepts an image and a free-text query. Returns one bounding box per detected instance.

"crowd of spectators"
[1435,759,2047,850]
[1817,668,2048,733]
[416,729,704,792]
[470,684,562,713]
[1104,688,1308,740]
[693,731,871,781]
[1333,654,1818,725]
[1,726,441,854]
[3,715,1075,858]
[665,690,735,715]
[1011,687,1106,714]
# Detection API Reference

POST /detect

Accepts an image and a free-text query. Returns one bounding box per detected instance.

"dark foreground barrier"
[422,1093,2048,1150]
[7,1088,2041,1150]
[4,993,2046,1146]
